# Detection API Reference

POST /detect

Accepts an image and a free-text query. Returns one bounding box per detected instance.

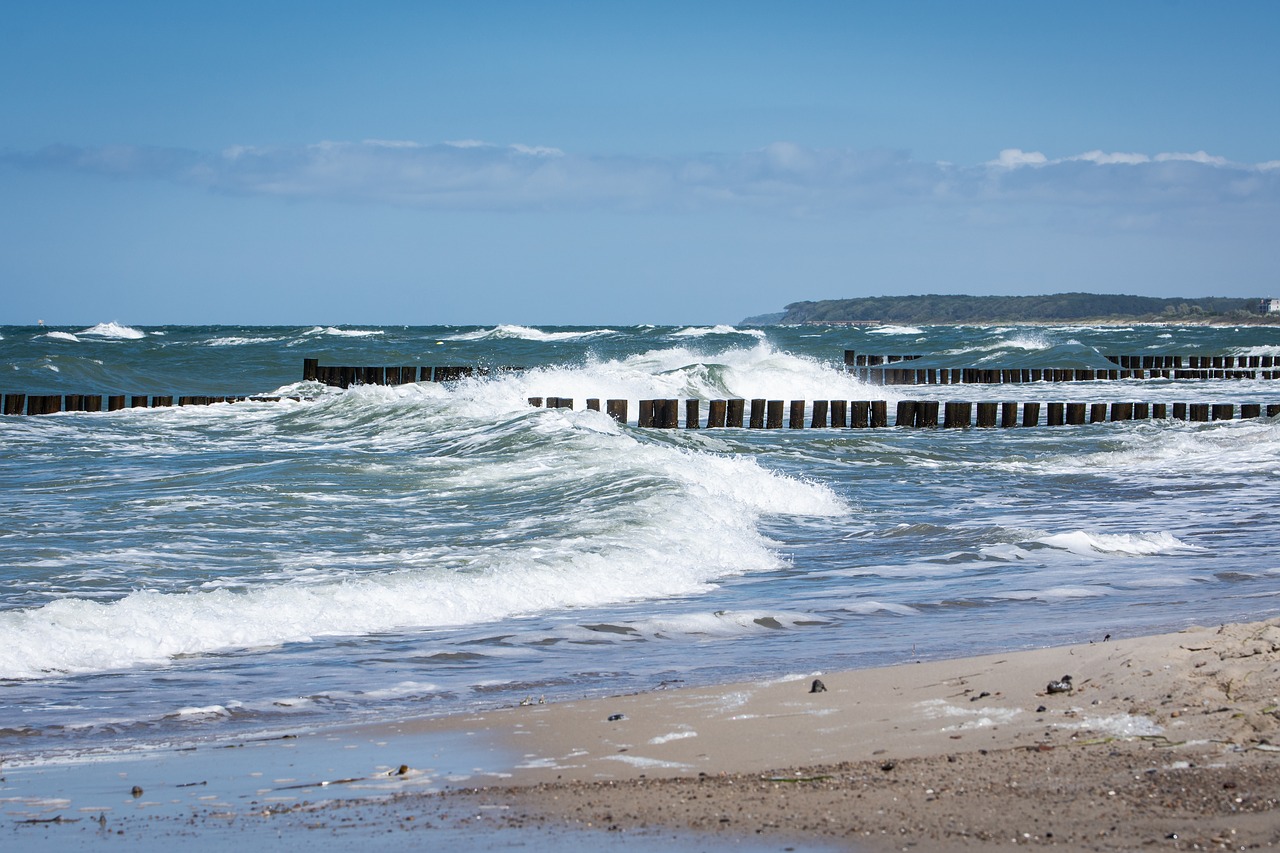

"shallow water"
[2,321,1279,766]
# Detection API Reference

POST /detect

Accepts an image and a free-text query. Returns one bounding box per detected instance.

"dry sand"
[425,618,1280,850]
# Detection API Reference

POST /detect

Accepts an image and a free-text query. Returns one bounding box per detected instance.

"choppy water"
[2,321,1279,764]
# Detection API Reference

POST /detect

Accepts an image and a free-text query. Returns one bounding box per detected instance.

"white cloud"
[4,140,1277,217]
[989,148,1050,168]
[1067,150,1150,165]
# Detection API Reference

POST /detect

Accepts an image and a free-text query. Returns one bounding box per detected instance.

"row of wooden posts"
[845,351,1280,385]
[847,352,1280,369]
[5,391,1277,428]
[529,397,1280,429]
[303,359,518,388]
[851,366,1280,385]
[5,394,299,415]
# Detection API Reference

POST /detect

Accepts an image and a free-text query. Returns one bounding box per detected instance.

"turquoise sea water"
[2,321,1278,766]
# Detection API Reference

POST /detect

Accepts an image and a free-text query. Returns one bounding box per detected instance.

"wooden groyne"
[845,351,1280,384]
[303,359,522,388]
[3,394,300,415]
[528,397,1280,429]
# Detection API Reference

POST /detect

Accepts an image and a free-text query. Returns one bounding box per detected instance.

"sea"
[2,320,1279,771]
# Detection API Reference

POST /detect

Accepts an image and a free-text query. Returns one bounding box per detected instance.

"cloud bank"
[5,140,1278,215]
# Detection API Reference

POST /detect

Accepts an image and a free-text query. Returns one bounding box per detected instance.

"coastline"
[9,618,1277,850]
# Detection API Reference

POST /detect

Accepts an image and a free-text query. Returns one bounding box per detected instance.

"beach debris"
[879,760,896,772]
[1036,705,1047,713]
[809,678,827,694]
[969,691,991,702]
[394,764,409,776]
[130,785,144,798]
[607,713,626,722]
[1045,675,1073,694]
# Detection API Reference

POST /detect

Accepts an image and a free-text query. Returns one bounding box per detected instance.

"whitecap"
[78,322,146,339]
[868,325,924,335]
[670,325,765,339]
[1036,530,1203,557]
[446,325,617,342]
[43,331,80,342]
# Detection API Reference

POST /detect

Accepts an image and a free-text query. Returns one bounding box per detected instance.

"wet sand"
[6,618,1278,850]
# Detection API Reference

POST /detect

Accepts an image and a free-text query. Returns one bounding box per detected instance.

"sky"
[2,0,1278,326]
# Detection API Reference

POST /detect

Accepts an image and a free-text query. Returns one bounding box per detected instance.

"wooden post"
[3,394,25,415]
[685,399,701,429]
[606,399,628,423]
[586,398,600,411]
[1001,402,1018,428]
[789,400,805,429]
[1189,403,1210,422]
[975,402,997,428]
[1065,403,1086,425]
[811,400,829,428]
[545,397,560,409]
[943,401,969,428]
[638,400,655,427]
[830,400,847,428]
[1240,403,1261,419]
[107,395,125,411]
[895,400,916,427]
[660,399,679,428]
[849,400,869,428]
[726,398,745,428]
[749,399,766,429]
[707,399,727,428]
[1212,403,1234,421]
[558,398,575,410]
[1022,402,1040,427]
[1152,403,1167,419]
[1046,402,1064,426]
[1089,403,1107,423]
[1172,403,1187,420]
[303,358,318,381]
[766,400,784,429]
[152,396,172,407]
[528,397,544,407]
[1110,402,1133,422]
[870,400,888,428]
[917,400,939,428]
[1267,404,1280,418]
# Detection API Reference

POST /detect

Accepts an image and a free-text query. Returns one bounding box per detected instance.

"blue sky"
[2,1,1278,325]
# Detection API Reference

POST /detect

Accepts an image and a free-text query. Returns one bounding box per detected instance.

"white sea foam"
[497,341,873,403]
[0,392,845,679]
[648,730,697,745]
[304,326,384,337]
[207,336,285,347]
[446,325,618,342]
[670,325,765,338]
[868,325,924,335]
[1035,531,1201,557]
[78,322,146,339]
[43,331,80,342]
[995,586,1106,601]
[1059,713,1163,737]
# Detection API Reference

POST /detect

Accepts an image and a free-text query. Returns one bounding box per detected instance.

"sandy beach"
[8,617,1278,851]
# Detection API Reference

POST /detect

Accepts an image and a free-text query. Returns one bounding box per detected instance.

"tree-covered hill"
[749,293,1270,325]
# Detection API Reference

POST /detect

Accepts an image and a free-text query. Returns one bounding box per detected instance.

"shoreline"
[8,618,1277,850]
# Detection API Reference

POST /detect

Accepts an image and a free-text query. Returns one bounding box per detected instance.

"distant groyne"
[846,352,1280,384]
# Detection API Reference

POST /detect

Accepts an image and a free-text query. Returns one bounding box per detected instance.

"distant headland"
[742,293,1280,326]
